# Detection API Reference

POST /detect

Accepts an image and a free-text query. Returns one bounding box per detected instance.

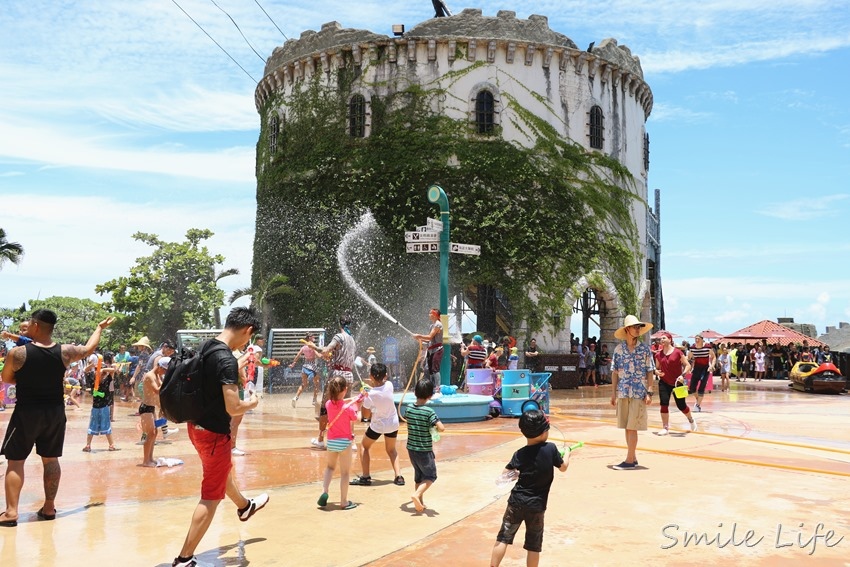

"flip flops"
[0,512,17,527]
[343,501,358,510]
[37,507,56,521]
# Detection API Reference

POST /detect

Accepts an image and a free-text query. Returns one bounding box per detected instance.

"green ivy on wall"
[254,62,642,332]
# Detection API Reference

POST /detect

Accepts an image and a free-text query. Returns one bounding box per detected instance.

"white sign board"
[417,225,438,233]
[405,231,440,243]
[450,242,481,255]
[406,243,439,253]
[427,218,443,232]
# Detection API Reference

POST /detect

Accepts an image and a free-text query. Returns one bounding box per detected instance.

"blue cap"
[473,335,483,343]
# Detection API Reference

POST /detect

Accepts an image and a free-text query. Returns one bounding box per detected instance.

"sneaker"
[350,475,372,486]
[657,428,669,436]
[291,397,298,408]
[690,419,698,432]
[317,492,329,507]
[695,404,701,412]
[172,557,197,567]
[310,438,326,450]
[351,442,357,452]
[164,427,179,437]
[394,475,405,486]
[231,447,247,456]
[238,493,269,522]
[612,461,637,470]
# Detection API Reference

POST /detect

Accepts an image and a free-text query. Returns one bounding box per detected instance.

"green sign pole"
[427,185,451,387]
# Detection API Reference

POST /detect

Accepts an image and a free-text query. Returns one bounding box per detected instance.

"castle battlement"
[255,9,652,118]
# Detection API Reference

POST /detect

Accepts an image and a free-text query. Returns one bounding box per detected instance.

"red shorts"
[188,424,232,500]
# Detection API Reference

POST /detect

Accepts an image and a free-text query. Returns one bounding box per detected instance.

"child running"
[83,352,118,452]
[317,375,361,510]
[405,378,445,513]
[350,363,404,487]
[490,409,568,567]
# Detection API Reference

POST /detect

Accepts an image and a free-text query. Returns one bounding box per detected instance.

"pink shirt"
[325,399,358,441]
[299,345,317,363]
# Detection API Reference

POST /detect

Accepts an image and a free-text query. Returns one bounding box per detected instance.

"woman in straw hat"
[609,315,655,470]
[129,336,153,402]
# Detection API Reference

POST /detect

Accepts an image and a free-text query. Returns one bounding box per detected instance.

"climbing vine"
[254,61,643,331]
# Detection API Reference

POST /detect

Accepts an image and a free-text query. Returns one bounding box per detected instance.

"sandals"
[343,501,358,510]
[108,446,119,451]
[82,447,91,452]
[0,512,17,527]
[349,475,372,486]
[393,476,405,486]
[37,507,56,521]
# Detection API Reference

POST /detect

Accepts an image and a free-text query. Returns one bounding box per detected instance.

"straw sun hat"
[614,315,653,341]
[131,336,152,350]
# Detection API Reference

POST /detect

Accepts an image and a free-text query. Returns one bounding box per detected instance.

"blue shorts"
[302,365,317,379]
[327,438,351,452]
[88,406,112,435]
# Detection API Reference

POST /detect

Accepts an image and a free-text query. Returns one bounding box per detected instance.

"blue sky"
[1,1,849,340]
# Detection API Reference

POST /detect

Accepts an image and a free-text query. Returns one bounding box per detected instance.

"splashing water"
[338,212,415,336]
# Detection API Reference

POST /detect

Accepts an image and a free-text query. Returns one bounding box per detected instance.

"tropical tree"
[0,228,24,270]
[96,229,232,341]
[213,267,240,327]
[22,297,115,347]
[228,273,293,333]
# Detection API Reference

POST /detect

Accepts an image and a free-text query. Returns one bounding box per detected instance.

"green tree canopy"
[95,229,232,342]
[0,227,24,270]
[21,296,115,347]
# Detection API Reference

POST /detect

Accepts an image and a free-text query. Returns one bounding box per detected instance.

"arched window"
[349,94,366,138]
[643,133,650,171]
[269,114,279,154]
[475,90,495,134]
[588,105,604,149]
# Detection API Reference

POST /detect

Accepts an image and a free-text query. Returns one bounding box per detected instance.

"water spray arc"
[337,212,415,337]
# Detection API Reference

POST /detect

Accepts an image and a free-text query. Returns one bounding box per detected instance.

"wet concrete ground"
[1,381,849,566]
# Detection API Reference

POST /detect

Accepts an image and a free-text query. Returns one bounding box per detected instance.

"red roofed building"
[722,319,826,347]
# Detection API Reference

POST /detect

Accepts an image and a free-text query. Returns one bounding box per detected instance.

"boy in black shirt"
[491,409,568,567]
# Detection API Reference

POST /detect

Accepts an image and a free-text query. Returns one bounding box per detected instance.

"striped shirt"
[466,344,487,368]
[405,404,438,452]
[690,346,712,366]
[329,331,356,371]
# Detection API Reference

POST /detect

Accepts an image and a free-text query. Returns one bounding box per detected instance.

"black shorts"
[365,427,398,440]
[139,403,156,414]
[496,502,546,552]
[407,448,437,483]
[1,405,67,460]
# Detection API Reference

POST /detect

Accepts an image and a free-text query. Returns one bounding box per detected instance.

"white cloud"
[648,103,712,123]
[1,194,255,309]
[757,194,849,220]
[0,120,255,182]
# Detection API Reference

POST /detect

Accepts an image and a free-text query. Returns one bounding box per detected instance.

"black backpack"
[160,341,225,423]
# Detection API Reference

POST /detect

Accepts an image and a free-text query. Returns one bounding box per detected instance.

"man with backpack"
[171,307,268,567]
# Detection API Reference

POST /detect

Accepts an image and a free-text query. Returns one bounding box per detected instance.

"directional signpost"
[404,187,482,385]
[406,243,440,253]
[405,231,440,243]
[450,242,481,256]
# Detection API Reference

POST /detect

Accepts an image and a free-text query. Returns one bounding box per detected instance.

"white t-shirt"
[362,381,398,435]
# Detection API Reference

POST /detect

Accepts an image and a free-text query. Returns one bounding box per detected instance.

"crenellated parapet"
[255,8,653,119]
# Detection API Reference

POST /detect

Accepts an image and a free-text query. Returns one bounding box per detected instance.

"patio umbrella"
[699,329,725,340]
[650,330,680,340]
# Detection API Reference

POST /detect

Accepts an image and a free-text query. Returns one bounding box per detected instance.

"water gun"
[559,441,584,458]
[260,357,281,367]
[246,348,256,388]
[93,354,105,398]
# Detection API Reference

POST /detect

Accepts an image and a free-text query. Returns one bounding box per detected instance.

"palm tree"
[228,273,293,333]
[0,228,24,270]
[213,267,240,328]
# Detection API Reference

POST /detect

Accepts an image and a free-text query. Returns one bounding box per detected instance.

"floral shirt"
[612,341,655,399]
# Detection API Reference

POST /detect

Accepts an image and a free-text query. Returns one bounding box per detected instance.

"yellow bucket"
[673,385,688,399]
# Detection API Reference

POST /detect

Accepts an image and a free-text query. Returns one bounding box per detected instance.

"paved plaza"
[1,381,848,566]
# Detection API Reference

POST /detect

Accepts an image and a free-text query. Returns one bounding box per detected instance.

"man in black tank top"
[0,309,114,527]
